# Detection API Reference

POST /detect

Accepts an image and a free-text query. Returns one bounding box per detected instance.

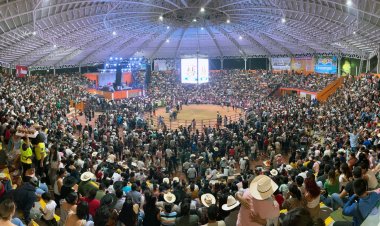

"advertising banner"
[16,65,28,77]
[291,57,315,73]
[314,56,338,74]
[154,60,175,71]
[271,57,291,70]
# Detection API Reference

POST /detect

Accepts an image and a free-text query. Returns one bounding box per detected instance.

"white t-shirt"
[43,200,57,220]
[111,172,122,183]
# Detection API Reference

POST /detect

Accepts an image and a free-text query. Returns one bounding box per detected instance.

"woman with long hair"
[339,163,352,191]
[117,197,139,226]
[54,168,66,207]
[142,196,160,226]
[282,184,306,211]
[304,177,321,219]
[0,199,17,226]
[49,145,61,186]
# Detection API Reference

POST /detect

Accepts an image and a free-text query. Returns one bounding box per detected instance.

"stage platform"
[87,88,143,100]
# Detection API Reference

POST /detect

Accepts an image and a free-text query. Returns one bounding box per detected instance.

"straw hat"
[244,156,249,160]
[80,172,95,182]
[190,154,196,158]
[201,193,216,207]
[172,177,180,183]
[163,178,170,184]
[163,192,176,203]
[91,152,98,157]
[222,195,240,211]
[249,175,278,200]
[270,169,278,176]
[285,165,293,171]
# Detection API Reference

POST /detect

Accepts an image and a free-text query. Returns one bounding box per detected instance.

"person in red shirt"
[80,188,100,217]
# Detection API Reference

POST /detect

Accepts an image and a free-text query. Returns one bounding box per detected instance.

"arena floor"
[153,104,244,129]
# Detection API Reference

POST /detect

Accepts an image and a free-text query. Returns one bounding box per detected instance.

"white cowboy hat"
[172,177,180,183]
[201,193,216,207]
[249,175,278,200]
[270,169,278,176]
[214,147,219,151]
[163,192,176,203]
[285,165,293,171]
[222,195,240,211]
[163,178,170,184]
[91,152,98,157]
[80,172,95,182]
[198,156,204,160]
[131,162,137,167]
[244,156,249,160]
[190,154,196,158]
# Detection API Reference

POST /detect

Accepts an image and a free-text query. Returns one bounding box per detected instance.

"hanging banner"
[291,57,315,73]
[153,60,175,71]
[314,56,338,74]
[271,57,291,70]
[16,65,28,78]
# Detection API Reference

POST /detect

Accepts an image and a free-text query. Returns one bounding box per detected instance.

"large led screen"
[181,58,209,84]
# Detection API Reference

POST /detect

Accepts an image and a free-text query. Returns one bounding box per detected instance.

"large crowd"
[0,69,379,226]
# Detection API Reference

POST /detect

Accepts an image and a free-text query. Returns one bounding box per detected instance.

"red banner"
[16,65,28,78]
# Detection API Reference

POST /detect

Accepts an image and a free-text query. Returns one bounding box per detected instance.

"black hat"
[353,166,362,178]
[63,176,77,188]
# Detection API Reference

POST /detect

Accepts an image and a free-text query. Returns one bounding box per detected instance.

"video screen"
[181,58,209,84]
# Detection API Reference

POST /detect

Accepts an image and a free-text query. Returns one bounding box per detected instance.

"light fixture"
[226,19,230,23]
[193,18,197,22]
[159,15,163,21]
[53,44,57,48]
[167,26,170,29]
[166,39,170,43]
[200,7,205,12]
[201,27,204,30]
[353,31,356,34]
[281,18,286,23]
[32,31,36,35]
[346,0,352,6]
[112,31,116,35]
[110,57,113,60]
[239,36,243,40]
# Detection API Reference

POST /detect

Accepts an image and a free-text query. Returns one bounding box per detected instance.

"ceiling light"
[239,36,243,40]
[32,31,36,35]
[53,44,57,48]
[166,39,170,43]
[159,15,163,21]
[346,0,352,6]
[201,27,204,30]
[193,18,197,22]
[200,7,205,12]
[353,31,356,34]
[281,18,286,23]
[226,19,230,23]
[167,26,170,29]
[112,31,116,35]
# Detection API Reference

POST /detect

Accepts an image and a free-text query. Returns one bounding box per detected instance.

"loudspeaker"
[115,64,122,87]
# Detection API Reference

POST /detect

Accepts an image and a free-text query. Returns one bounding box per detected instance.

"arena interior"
[1,0,380,226]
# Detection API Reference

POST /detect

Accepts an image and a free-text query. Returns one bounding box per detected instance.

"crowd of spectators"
[0,69,378,226]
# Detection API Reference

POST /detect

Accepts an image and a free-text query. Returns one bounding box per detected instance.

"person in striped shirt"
[160,202,177,226]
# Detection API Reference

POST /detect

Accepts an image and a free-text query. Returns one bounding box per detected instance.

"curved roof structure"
[0,0,379,67]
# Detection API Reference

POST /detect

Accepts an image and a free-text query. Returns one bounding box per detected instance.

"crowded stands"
[0,69,378,226]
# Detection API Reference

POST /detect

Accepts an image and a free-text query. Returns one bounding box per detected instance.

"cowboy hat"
[172,177,180,183]
[190,154,196,158]
[91,152,98,157]
[163,178,170,184]
[201,193,216,207]
[163,192,176,203]
[222,195,240,211]
[249,175,278,200]
[244,156,249,160]
[270,169,278,176]
[100,193,117,208]
[80,172,95,182]
[285,165,293,171]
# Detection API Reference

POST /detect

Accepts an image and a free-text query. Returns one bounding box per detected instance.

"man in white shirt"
[40,192,57,224]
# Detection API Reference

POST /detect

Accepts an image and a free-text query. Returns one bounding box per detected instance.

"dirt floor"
[152,104,244,130]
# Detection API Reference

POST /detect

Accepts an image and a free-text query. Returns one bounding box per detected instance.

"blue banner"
[314,56,337,74]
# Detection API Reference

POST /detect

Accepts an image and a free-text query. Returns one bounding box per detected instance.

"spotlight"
[110,57,113,60]
[120,57,122,60]
[281,18,286,23]
[159,15,163,21]
[112,31,116,35]
[166,39,170,43]
[32,31,36,35]
[346,0,352,6]
[193,18,197,22]
[201,27,204,30]
[353,31,356,34]
[239,36,243,40]
[130,58,132,60]
[53,44,57,48]
[167,26,170,29]
[226,19,230,23]
[106,64,109,66]
[115,57,118,60]
[200,7,205,12]
[114,64,117,66]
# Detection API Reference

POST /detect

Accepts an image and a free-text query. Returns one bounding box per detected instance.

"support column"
[244,58,247,70]
[79,64,81,74]
[150,58,154,71]
[366,59,370,73]
[268,58,272,71]
[220,58,224,70]
[53,67,56,76]
[377,45,380,74]
[337,56,342,76]
[359,58,363,75]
